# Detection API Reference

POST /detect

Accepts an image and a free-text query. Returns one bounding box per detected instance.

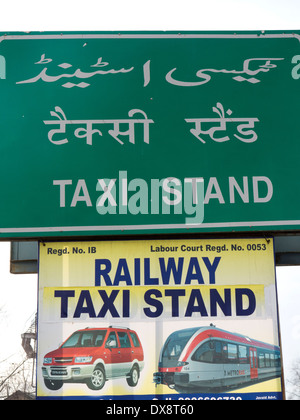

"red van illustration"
[42,326,144,391]
[153,325,281,392]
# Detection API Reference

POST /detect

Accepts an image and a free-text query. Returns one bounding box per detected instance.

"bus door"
[249,347,258,379]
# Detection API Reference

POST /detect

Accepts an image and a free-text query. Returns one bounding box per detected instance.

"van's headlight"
[43,358,52,365]
[75,357,93,364]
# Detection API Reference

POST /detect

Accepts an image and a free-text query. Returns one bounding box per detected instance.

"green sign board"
[1,31,300,238]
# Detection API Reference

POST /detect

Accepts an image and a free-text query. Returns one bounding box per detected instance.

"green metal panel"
[0,31,300,238]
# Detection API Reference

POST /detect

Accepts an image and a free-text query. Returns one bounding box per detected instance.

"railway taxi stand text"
[53,252,260,321]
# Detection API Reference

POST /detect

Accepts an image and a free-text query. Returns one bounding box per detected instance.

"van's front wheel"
[86,365,106,391]
[126,365,140,387]
[44,379,63,391]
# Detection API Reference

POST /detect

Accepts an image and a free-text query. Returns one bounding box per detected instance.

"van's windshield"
[62,330,107,348]
[160,328,199,368]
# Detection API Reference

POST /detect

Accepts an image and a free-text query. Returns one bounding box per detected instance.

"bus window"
[192,342,214,363]
[228,343,238,363]
[214,341,223,363]
[238,345,249,364]
[254,349,257,368]
[259,352,265,368]
[250,350,254,368]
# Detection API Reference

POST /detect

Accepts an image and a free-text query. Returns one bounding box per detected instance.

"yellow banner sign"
[37,238,283,400]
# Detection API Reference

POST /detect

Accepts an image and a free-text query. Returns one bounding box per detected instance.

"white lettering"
[204,177,225,204]
[53,180,72,207]
[229,176,249,203]
[52,174,273,222]
[71,179,92,207]
[96,179,117,208]
[162,177,182,206]
[253,176,273,203]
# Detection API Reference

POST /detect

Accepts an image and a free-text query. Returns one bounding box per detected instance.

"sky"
[1,0,300,397]
[0,0,298,32]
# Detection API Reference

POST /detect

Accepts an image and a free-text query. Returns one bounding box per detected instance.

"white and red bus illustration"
[153,325,281,392]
